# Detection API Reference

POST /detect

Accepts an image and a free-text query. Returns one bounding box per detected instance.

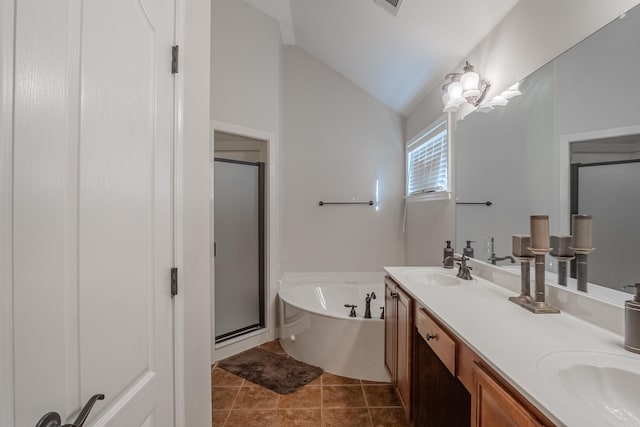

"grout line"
[320,374,324,427]
[361,382,374,426]
[222,383,242,427]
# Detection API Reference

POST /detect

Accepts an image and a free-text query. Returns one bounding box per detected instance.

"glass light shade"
[442,92,450,106]
[485,95,508,107]
[501,82,522,99]
[443,101,460,113]
[461,70,480,97]
[447,81,463,102]
[476,105,494,113]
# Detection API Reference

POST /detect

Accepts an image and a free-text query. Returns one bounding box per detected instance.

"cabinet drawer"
[415,307,456,375]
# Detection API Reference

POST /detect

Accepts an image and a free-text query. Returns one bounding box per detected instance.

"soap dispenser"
[463,240,475,258]
[624,283,640,354]
[443,241,454,268]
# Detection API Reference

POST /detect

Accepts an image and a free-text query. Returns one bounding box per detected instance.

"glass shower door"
[214,158,265,342]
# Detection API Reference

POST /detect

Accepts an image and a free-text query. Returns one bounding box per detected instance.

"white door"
[7,0,176,426]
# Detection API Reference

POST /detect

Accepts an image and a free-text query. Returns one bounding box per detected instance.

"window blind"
[407,121,448,196]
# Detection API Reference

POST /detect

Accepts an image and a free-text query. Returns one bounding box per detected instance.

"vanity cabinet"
[384,276,413,420]
[384,275,556,427]
[413,307,470,426]
[472,363,545,427]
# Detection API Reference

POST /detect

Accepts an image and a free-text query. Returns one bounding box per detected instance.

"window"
[406,119,448,198]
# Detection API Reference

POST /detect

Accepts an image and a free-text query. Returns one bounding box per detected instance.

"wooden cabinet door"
[396,286,413,418]
[384,280,397,382]
[472,363,544,427]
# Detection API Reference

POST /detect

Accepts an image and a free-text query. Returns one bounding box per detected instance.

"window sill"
[406,191,451,203]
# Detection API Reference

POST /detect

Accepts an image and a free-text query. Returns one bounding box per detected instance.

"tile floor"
[212,340,410,426]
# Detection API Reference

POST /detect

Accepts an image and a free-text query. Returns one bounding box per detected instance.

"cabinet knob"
[426,333,437,341]
[390,292,398,298]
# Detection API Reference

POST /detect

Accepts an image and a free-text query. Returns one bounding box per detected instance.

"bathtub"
[278,272,389,382]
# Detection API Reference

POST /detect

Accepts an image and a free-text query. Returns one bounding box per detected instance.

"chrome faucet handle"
[371,292,376,300]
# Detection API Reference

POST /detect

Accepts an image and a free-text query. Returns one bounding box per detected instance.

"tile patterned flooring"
[212,340,410,426]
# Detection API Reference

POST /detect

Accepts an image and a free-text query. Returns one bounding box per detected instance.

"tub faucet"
[488,237,516,265]
[344,304,357,317]
[364,292,377,319]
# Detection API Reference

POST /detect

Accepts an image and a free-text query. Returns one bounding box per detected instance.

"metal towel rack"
[456,201,492,206]
[319,201,374,206]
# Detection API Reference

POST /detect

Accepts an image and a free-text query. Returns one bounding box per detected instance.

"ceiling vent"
[374,0,403,17]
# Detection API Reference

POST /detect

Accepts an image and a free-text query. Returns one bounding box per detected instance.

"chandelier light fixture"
[441,61,490,113]
[441,61,523,113]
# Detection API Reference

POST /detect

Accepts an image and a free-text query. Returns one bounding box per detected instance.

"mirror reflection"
[454,4,640,304]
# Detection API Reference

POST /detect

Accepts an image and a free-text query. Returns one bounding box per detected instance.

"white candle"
[530,215,550,250]
[572,214,592,249]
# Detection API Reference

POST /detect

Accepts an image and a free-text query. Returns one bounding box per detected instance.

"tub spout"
[364,292,377,319]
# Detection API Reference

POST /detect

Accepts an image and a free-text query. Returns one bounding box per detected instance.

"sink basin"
[403,270,462,286]
[537,351,640,426]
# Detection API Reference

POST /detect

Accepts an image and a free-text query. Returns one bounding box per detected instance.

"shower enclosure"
[214,158,265,343]
[570,155,639,292]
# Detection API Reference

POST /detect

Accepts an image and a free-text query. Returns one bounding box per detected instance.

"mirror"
[455,4,640,305]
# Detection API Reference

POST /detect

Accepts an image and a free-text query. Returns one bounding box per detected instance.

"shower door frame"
[213,158,266,343]
[210,120,279,363]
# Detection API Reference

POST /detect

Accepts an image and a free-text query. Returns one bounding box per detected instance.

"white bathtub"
[278,273,389,382]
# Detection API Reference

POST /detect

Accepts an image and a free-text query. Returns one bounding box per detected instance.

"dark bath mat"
[218,347,323,394]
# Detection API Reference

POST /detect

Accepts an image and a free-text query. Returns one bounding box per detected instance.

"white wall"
[210,0,282,361]
[181,0,212,424]
[282,46,405,272]
[404,0,640,266]
[211,0,281,134]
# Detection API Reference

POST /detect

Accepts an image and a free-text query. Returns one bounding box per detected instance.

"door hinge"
[171,45,179,74]
[171,267,178,297]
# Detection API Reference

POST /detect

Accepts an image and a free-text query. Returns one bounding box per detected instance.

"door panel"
[214,159,263,340]
[12,0,175,426]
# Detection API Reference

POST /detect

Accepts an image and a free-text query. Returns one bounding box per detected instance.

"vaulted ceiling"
[243,0,520,116]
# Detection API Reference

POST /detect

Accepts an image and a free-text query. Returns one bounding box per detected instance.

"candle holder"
[550,235,575,287]
[552,256,574,286]
[521,247,560,314]
[508,256,534,306]
[570,247,595,292]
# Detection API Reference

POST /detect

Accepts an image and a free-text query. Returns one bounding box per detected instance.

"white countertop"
[384,265,640,427]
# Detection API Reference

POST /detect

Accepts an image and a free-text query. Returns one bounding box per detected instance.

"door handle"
[35,394,105,427]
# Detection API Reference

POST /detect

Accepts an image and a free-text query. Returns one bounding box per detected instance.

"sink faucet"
[488,237,516,265]
[364,292,377,319]
[445,255,473,280]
